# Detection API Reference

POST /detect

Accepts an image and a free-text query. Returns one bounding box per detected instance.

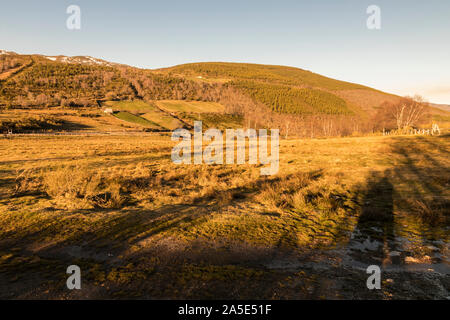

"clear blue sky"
[1,0,449,103]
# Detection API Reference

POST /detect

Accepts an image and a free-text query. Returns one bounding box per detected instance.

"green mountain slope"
[161,62,402,116]
[164,62,367,90]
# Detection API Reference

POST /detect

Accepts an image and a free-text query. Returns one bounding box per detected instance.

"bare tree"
[390,95,430,130]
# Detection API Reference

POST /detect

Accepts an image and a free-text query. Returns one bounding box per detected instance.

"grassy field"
[104,100,170,130]
[0,133,448,299]
[155,100,225,113]
[104,100,232,130]
[140,111,183,131]
[113,111,162,130]
[104,100,156,113]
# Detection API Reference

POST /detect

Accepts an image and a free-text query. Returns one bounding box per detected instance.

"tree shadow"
[388,135,449,230]
[347,135,449,271]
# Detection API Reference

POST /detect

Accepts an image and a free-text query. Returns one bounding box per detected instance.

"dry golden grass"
[0,133,448,299]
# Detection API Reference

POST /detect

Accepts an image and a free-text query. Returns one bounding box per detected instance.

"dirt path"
[0,57,34,81]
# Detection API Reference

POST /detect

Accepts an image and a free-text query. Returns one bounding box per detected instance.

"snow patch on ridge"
[43,55,116,66]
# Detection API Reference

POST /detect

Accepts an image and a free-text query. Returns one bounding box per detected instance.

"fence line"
[383,124,441,136]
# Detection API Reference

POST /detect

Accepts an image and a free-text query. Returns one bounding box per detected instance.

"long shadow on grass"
[384,135,449,275]
[2,134,448,299]
[0,169,336,298]
[348,170,397,266]
[388,135,449,228]
[348,135,449,269]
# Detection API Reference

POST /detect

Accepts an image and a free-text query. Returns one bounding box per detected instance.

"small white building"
[103,108,113,114]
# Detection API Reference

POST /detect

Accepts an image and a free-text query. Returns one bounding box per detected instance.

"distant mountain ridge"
[41,55,122,67]
[430,103,450,113]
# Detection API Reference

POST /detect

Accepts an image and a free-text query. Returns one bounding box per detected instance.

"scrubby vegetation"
[167,62,367,91]
[0,60,132,107]
[0,54,28,74]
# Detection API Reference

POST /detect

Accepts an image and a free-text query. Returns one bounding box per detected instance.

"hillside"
[430,103,450,113]
[1,50,448,135]
[161,62,404,116]
[0,51,396,114]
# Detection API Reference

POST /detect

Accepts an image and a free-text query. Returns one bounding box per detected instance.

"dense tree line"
[118,68,222,102]
[0,63,133,107]
[230,80,352,115]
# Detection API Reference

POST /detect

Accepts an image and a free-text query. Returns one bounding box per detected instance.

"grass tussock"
[409,199,447,226]
[39,165,125,209]
[256,171,355,218]
[11,168,42,196]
